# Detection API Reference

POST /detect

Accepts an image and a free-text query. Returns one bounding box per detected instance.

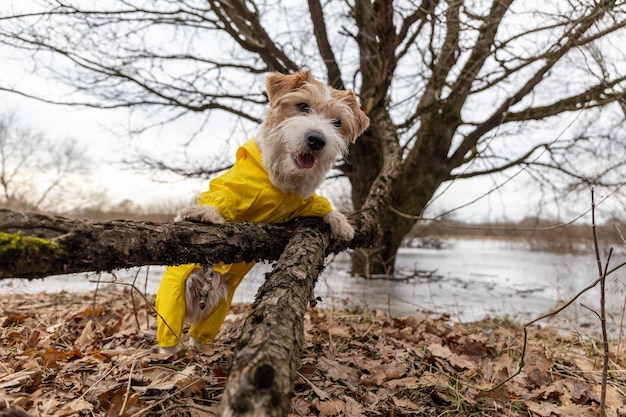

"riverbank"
[2,237,625,340]
[1,288,624,416]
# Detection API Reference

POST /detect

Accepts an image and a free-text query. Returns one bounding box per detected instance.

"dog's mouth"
[292,151,316,169]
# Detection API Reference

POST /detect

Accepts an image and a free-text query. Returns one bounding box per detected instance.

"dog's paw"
[175,205,225,224]
[323,211,355,241]
[158,345,181,355]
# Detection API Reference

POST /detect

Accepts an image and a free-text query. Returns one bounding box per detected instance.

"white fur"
[184,267,231,324]
[158,267,231,354]
[256,114,347,198]
[175,205,225,223]
[323,211,355,241]
[159,344,180,354]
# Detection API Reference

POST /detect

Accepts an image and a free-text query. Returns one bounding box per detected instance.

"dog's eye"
[332,119,342,128]
[297,102,310,113]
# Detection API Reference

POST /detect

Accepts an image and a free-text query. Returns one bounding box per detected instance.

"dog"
[155,70,370,353]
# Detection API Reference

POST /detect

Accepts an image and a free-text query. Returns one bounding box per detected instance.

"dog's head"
[257,70,370,197]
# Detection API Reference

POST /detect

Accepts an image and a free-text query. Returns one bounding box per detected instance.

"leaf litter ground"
[1,287,625,417]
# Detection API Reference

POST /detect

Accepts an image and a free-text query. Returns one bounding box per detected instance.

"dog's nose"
[306,132,326,151]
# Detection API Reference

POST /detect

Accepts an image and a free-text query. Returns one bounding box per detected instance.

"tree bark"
[219,224,328,417]
[0,209,378,279]
[348,107,407,277]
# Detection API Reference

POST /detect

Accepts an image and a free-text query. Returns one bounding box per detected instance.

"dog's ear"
[344,91,371,143]
[266,70,313,107]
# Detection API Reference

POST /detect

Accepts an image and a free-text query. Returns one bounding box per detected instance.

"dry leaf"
[360,363,408,386]
[318,357,359,386]
[2,313,29,327]
[42,347,67,369]
[386,376,419,389]
[1,289,624,417]
[525,400,562,417]
[0,369,41,390]
[57,398,94,417]
[342,395,365,417]
[74,320,98,350]
[391,396,422,410]
[328,323,352,338]
[428,343,452,359]
[590,384,624,408]
[316,400,345,417]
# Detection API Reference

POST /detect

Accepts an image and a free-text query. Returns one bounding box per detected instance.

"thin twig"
[591,188,610,417]
[599,250,611,417]
[618,294,626,359]
[485,189,622,397]
[613,224,626,359]
[130,268,142,331]
[87,277,184,348]
[592,188,603,279]
[144,266,151,330]
[580,302,602,321]
[120,358,138,415]
[92,272,106,318]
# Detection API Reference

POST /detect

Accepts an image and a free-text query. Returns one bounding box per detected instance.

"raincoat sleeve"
[196,178,240,222]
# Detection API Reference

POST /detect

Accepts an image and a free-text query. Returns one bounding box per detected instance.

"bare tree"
[0,112,92,212]
[1,0,625,275]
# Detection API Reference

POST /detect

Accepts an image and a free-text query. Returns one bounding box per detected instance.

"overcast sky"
[1,30,617,223]
[1,79,608,223]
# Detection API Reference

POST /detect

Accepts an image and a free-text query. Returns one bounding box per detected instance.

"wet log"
[219,225,328,417]
[0,209,377,279]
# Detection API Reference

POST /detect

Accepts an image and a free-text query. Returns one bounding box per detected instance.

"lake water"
[3,239,624,337]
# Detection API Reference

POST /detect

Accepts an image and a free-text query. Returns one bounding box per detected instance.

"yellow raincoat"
[156,139,333,348]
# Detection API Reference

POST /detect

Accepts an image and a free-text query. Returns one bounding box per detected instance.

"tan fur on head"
[266,70,315,107]
[265,70,369,143]
[257,70,370,197]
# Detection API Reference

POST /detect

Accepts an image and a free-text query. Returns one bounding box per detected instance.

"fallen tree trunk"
[0,209,377,279]
[219,224,328,417]
[0,209,291,279]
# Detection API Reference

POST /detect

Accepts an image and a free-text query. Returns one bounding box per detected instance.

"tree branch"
[353,0,398,109]
[414,0,461,114]
[0,209,378,279]
[448,0,513,109]
[395,0,436,60]
[503,78,626,122]
[207,0,300,74]
[218,223,328,416]
[448,142,548,180]
[128,155,233,180]
[307,0,344,89]
[448,0,620,169]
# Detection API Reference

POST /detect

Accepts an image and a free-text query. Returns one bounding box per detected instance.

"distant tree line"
[407,216,626,253]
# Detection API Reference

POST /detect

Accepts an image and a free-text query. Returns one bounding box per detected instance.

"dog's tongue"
[297,152,316,169]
